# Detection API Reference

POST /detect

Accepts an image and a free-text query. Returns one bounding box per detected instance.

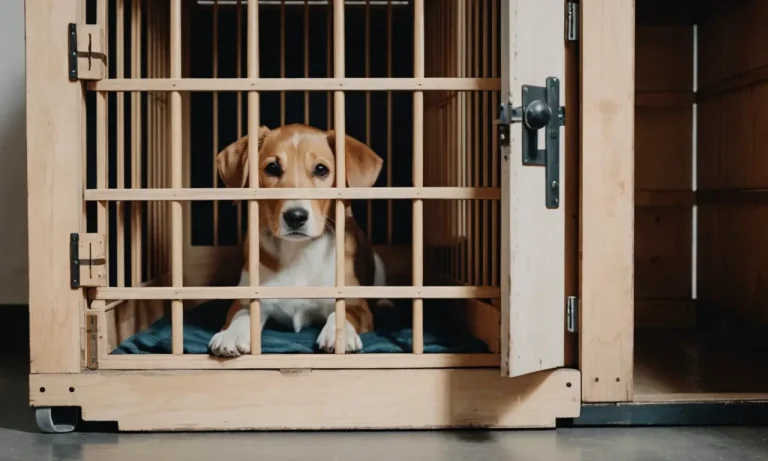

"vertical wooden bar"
[280,0,286,125]
[26,0,85,372]
[386,0,393,244]
[326,4,332,130]
[146,1,153,281]
[491,0,498,287]
[472,0,480,285]
[131,0,143,288]
[237,0,244,243]
[247,0,262,355]
[333,0,347,354]
[97,0,109,287]
[304,0,310,124]
[212,0,220,246]
[365,0,372,241]
[580,0,634,402]
[170,0,184,355]
[117,0,126,289]
[481,0,489,286]
[412,0,425,354]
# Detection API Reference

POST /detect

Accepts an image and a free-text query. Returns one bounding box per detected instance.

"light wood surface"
[499,0,566,377]
[25,0,86,373]
[30,368,580,430]
[580,0,635,401]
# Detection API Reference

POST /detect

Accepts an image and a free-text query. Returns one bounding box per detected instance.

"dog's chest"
[259,235,337,322]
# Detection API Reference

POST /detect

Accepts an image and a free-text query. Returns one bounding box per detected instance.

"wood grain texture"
[30,368,581,430]
[26,0,85,373]
[580,0,635,402]
[499,0,566,378]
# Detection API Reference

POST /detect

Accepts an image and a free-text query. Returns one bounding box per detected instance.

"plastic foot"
[35,407,79,433]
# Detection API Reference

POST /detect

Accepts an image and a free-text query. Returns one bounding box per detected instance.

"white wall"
[0,0,28,304]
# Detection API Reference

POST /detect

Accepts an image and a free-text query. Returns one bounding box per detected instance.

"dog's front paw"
[208,327,251,357]
[317,312,363,353]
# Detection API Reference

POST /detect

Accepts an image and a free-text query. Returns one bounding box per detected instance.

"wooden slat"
[85,187,501,201]
[580,0,634,402]
[635,25,693,92]
[26,0,86,373]
[30,369,581,430]
[635,190,695,207]
[93,286,500,300]
[96,353,501,370]
[88,78,500,92]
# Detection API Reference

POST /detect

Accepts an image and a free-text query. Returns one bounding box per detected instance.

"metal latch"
[566,296,578,333]
[497,77,566,209]
[85,313,99,370]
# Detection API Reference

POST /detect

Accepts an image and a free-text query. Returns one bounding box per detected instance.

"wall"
[0,0,27,305]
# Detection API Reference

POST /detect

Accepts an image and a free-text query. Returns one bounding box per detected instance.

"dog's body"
[208,124,387,356]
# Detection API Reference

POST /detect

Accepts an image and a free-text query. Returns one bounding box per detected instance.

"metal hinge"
[85,313,99,370]
[70,233,107,289]
[68,23,107,81]
[566,296,578,333]
[566,2,579,41]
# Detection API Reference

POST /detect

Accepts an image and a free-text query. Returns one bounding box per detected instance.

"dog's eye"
[264,162,282,177]
[313,164,330,178]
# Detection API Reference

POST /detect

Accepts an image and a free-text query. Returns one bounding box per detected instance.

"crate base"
[30,368,580,431]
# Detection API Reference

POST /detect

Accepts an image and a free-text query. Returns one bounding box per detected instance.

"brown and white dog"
[208,124,388,356]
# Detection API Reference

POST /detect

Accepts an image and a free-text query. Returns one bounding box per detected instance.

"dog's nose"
[282,207,309,229]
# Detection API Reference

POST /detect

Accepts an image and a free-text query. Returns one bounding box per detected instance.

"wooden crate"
[27,0,585,432]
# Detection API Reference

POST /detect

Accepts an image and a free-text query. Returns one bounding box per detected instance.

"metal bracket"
[566,296,578,333]
[498,77,565,209]
[67,23,107,81]
[70,233,107,289]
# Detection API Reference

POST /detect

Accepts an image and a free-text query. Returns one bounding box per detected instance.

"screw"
[552,181,558,189]
[549,129,557,138]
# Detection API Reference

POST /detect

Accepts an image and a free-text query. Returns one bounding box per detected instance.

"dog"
[208,123,389,356]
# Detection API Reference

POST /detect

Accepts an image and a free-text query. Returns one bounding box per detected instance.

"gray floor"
[2,306,768,461]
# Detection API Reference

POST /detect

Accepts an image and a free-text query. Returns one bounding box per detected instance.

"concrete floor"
[2,308,768,461]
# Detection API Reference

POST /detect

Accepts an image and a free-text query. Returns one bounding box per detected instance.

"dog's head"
[216,124,383,241]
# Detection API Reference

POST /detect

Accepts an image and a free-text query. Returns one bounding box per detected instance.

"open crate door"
[499,0,567,377]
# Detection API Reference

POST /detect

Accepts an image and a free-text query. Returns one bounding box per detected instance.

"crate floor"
[634,328,768,400]
[111,299,490,355]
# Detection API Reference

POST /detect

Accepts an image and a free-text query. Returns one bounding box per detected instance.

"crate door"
[499,0,567,377]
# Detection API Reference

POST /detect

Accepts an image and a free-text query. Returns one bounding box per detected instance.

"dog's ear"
[216,126,271,188]
[326,131,384,188]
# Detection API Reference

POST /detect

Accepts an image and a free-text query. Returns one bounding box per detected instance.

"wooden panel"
[635,208,692,299]
[26,0,85,373]
[635,26,693,92]
[635,107,693,190]
[698,205,768,323]
[31,369,581,430]
[635,299,696,328]
[499,0,566,377]
[580,0,635,402]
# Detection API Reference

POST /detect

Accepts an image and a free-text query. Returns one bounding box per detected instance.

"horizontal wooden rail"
[93,286,500,300]
[85,187,501,201]
[88,78,500,92]
[97,353,501,370]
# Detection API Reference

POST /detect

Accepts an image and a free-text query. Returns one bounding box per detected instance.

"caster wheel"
[35,407,79,433]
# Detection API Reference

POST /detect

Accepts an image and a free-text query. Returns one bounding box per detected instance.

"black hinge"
[70,233,81,288]
[68,23,78,80]
[566,2,579,42]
